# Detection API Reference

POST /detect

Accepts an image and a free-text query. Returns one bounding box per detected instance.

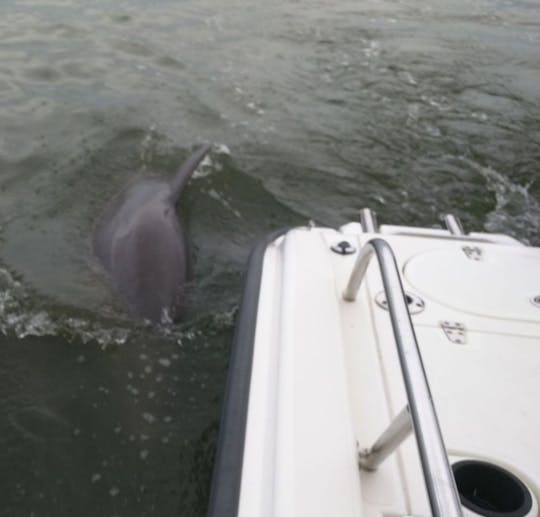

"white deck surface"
[238,224,540,516]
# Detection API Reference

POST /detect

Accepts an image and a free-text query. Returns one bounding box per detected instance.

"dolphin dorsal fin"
[170,144,212,201]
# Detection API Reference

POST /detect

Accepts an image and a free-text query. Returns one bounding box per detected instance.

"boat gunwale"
[206,228,289,517]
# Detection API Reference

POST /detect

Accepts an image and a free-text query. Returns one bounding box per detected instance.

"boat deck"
[237,223,540,516]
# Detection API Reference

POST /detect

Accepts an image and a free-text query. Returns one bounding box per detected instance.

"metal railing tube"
[359,405,413,471]
[444,214,465,236]
[343,238,463,517]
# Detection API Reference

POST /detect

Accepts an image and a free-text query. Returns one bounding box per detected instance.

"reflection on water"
[0,0,539,515]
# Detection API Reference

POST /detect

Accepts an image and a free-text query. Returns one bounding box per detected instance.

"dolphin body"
[93,144,211,323]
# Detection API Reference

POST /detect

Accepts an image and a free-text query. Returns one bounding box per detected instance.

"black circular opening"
[452,460,532,517]
[405,294,413,304]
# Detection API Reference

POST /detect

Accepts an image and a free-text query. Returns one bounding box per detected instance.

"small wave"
[0,267,130,347]
[465,159,540,244]
[213,143,230,156]
[192,143,230,179]
[207,189,242,219]
[420,94,451,111]
[400,71,417,86]
[192,155,217,179]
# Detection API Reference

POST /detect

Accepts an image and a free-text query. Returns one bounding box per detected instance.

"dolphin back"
[169,144,212,201]
[93,144,212,323]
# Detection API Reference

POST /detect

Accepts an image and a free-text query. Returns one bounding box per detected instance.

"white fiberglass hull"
[208,216,540,517]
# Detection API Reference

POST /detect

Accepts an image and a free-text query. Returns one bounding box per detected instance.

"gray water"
[0,0,539,515]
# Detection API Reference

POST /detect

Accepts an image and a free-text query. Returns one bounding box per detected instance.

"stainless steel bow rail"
[343,237,463,517]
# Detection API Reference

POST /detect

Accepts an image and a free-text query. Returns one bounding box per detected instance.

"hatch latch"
[440,321,466,344]
[462,246,482,261]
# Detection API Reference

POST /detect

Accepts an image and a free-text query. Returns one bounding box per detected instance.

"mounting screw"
[331,240,356,255]
[531,295,540,308]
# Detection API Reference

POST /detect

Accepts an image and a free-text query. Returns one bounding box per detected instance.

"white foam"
[464,158,539,244]
[402,71,417,85]
[472,112,488,121]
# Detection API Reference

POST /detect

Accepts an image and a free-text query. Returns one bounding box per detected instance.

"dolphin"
[93,144,212,323]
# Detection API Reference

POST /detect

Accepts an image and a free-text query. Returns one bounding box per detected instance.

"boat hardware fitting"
[375,291,425,314]
[358,405,412,471]
[531,295,540,308]
[441,321,466,344]
[331,241,356,255]
[462,246,482,261]
[360,208,378,233]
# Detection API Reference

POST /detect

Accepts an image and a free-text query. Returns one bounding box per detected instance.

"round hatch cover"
[404,246,540,321]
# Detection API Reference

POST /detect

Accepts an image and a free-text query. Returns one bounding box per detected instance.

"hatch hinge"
[462,245,482,261]
[440,321,466,344]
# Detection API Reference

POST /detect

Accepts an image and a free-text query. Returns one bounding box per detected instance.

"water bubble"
[142,412,155,424]
[126,384,139,396]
